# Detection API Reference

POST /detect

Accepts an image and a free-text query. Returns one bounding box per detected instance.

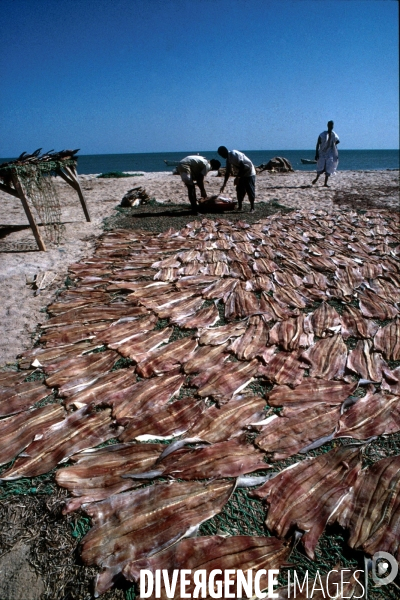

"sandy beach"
[0,168,398,369]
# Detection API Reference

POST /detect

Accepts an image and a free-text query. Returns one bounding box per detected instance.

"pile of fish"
[1,207,399,597]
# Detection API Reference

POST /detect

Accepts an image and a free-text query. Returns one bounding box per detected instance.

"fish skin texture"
[374,317,400,361]
[251,446,362,559]
[254,403,341,459]
[192,359,259,403]
[56,442,165,512]
[118,396,204,442]
[0,380,51,417]
[184,394,266,443]
[0,403,65,466]
[267,379,357,407]
[301,334,348,380]
[80,479,235,596]
[335,390,400,439]
[334,455,400,561]
[136,337,198,378]
[1,405,120,479]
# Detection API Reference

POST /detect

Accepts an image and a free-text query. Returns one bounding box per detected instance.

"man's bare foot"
[312,179,317,185]
[323,184,330,187]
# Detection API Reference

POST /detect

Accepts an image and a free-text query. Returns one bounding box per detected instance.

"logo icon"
[371,551,398,587]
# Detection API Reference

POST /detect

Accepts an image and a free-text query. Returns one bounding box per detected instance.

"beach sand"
[0,168,398,369]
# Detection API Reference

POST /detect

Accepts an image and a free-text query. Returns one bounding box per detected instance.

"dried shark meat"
[258,350,305,386]
[64,368,136,410]
[301,335,347,380]
[334,455,400,560]
[183,342,231,375]
[335,390,400,439]
[310,302,341,337]
[56,442,165,512]
[267,378,357,407]
[0,403,65,466]
[0,380,51,417]
[80,479,235,595]
[253,403,341,459]
[268,314,314,351]
[116,327,173,361]
[340,305,378,340]
[358,289,398,321]
[97,314,158,347]
[229,316,269,360]
[112,372,185,420]
[251,446,362,559]
[346,339,385,382]
[197,321,247,346]
[192,359,259,402]
[136,337,198,378]
[119,397,204,442]
[170,303,219,329]
[1,405,120,479]
[374,318,400,361]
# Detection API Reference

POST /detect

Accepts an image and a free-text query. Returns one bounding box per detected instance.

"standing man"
[217,146,256,212]
[312,121,340,187]
[177,155,221,214]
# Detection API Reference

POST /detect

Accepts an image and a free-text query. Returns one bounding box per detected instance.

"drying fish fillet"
[260,292,298,320]
[258,350,305,386]
[64,368,136,410]
[254,403,341,459]
[119,397,204,441]
[224,283,259,320]
[97,314,158,346]
[335,390,400,439]
[346,339,385,382]
[374,318,400,361]
[366,277,400,304]
[229,316,269,360]
[201,277,238,301]
[251,446,362,559]
[334,455,400,560]
[39,322,110,347]
[0,403,65,466]
[273,270,303,288]
[1,406,120,479]
[340,305,378,340]
[157,296,204,320]
[116,328,173,361]
[152,436,269,480]
[301,334,347,380]
[358,289,398,321]
[80,480,235,596]
[0,380,51,417]
[123,535,289,600]
[183,342,230,374]
[0,371,31,385]
[268,314,314,351]
[136,337,198,378]
[112,372,185,420]
[333,266,362,297]
[229,260,253,280]
[44,350,118,389]
[252,257,279,274]
[138,290,196,313]
[310,302,341,337]
[198,321,247,346]
[41,305,149,328]
[171,302,219,329]
[17,341,99,370]
[273,284,309,309]
[184,394,266,443]
[56,442,165,512]
[267,379,357,407]
[193,359,259,402]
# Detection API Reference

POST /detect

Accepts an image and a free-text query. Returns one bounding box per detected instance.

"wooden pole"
[58,165,91,222]
[10,171,47,251]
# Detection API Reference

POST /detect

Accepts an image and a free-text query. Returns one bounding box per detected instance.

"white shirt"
[227,150,256,177]
[178,155,210,177]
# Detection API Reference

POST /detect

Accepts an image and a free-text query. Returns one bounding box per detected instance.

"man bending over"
[218,146,256,212]
[177,155,221,214]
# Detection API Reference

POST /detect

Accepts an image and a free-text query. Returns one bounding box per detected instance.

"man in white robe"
[312,121,340,187]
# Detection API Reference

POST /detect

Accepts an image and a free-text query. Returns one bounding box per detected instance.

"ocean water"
[1,150,398,175]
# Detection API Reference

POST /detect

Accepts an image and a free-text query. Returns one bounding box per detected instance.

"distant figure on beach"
[217,147,256,212]
[177,155,221,214]
[312,121,340,187]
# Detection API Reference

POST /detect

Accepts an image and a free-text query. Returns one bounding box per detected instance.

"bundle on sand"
[198,194,237,212]
[120,187,151,207]
[257,157,294,173]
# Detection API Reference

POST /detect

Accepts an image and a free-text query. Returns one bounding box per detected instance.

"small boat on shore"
[301,158,317,165]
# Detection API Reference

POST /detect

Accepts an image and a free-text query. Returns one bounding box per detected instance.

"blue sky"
[1,0,398,155]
